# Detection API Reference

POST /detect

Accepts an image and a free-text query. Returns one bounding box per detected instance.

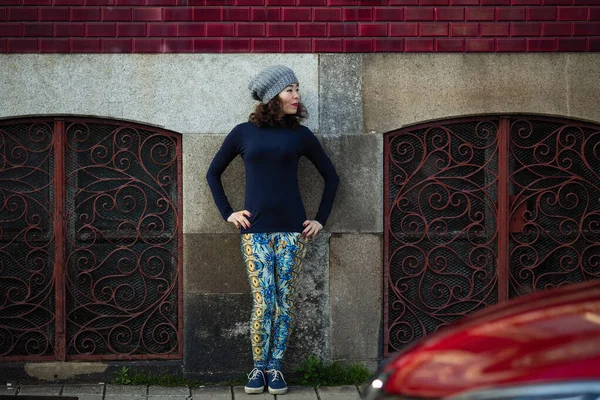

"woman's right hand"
[227,210,252,229]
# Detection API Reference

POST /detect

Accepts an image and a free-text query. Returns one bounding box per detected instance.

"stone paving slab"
[232,386,274,399]
[18,385,62,396]
[191,386,231,400]
[148,386,190,396]
[281,386,318,399]
[316,386,361,400]
[104,385,147,396]
[61,385,105,396]
[1,387,17,396]
[72,396,104,400]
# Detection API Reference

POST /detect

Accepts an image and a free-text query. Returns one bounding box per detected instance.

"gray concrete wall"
[2,52,599,378]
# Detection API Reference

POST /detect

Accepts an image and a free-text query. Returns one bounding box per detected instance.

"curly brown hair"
[248,96,308,129]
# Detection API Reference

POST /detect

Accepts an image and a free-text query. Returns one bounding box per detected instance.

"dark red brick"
[0,0,19,5]
[313,37,342,50]
[40,38,69,51]
[359,22,388,35]
[206,0,234,5]
[194,7,222,20]
[9,38,38,52]
[511,21,541,34]
[420,21,449,34]
[465,7,495,20]
[297,22,326,35]
[435,7,464,20]
[573,21,600,34]
[115,0,144,4]
[102,37,131,51]
[389,0,418,4]
[86,22,117,36]
[496,37,525,50]
[9,8,38,21]
[466,37,494,50]
[405,7,435,20]
[0,8,6,21]
[221,37,250,51]
[450,0,479,4]
[344,37,372,51]
[55,22,84,35]
[178,22,205,36]
[374,7,404,20]
[589,37,600,50]
[132,7,162,21]
[236,22,265,35]
[70,37,100,51]
[557,6,587,19]
[0,39,6,52]
[297,0,325,5]
[133,38,163,51]
[450,22,478,35]
[282,37,311,51]
[39,7,70,21]
[496,7,526,20]
[85,0,115,5]
[526,37,554,50]
[390,22,418,34]
[236,0,263,3]
[0,23,21,36]
[329,0,356,5]
[374,37,404,50]
[542,21,571,34]
[405,37,434,50]
[72,7,102,21]
[481,0,509,4]
[527,7,556,20]
[328,22,358,35]
[23,0,51,5]
[149,0,177,4]
[480,22,510,35]
[206,22,234,35]
[102,7,132,21]
[344,7,373,20]
[23,23,53,36]
[223,7,250,20]
[421,0,449,5]
[267,0,295,4]
[148,22,177,35]
[313,7,341,20]
[513,0,541,4]
[252,7,280,20]
[557,37,585,50]
[117,22,146,36]
[266,22,296,36]
[163,37,193,51]
[573,0,600,4]
[436,37,464,50]
[252,37,280,51]
[591,7,600,18]
[543,0,569,4]
[164,7,193,21]
[194,37,222,50]
[282,7,311,20]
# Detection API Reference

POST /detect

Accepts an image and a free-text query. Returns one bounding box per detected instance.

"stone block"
[362,54,588,134]
[0,55,319,134]
[316,386,361,400]
[232,386,273,399]
[566,54,600,124]
[104,384,147,396]
[330,234,383,361]
[61,385,105,396]
[191,386,231,400]
[17,385,62,396]
[183,233,248,294]
[319,55,363,135]
[147,386,190,396]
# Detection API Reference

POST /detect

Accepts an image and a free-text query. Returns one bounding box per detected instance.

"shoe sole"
[244,386,265,394]
[268,387,288,395]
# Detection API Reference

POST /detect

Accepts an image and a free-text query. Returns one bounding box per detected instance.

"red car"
[363,280,600,400]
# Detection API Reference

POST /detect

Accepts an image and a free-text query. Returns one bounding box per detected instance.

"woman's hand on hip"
[227,210,252,229]
[302,220,323,238]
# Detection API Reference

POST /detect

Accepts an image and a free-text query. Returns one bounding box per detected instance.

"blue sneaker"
[244,368,265,394]
[266,369,288,395]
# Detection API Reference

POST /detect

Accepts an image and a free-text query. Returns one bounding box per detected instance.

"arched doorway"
[384,116,600,355]
[0,117,182,361]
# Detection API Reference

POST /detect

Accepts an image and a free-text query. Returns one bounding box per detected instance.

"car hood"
[383,280,600,398]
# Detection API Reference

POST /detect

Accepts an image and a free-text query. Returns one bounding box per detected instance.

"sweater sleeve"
[303,129,340,226]
[206,125,242,221]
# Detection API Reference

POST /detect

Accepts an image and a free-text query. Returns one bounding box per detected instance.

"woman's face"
[277,83,300,116]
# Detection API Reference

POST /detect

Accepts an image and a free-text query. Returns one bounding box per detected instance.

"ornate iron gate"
[0,118,182,361]
[384,116,600,355]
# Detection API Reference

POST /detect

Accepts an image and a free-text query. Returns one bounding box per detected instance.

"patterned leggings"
[241,232,308,371]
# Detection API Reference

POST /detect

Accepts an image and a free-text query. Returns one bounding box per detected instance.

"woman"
[206,65,339,395]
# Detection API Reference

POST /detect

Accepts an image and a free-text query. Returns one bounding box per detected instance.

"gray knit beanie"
[248,65,299,104]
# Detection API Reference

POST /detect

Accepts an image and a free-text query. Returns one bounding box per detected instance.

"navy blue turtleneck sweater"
[206,122,339,233]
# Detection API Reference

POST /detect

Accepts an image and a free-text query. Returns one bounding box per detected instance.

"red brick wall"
[1,0,599,52]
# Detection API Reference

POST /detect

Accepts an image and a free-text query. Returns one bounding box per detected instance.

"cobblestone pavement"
[1,384,363,400]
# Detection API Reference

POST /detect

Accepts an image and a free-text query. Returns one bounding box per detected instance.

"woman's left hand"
[302,220,323,239]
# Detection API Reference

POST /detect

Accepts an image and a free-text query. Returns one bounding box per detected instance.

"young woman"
[206,65,339,395]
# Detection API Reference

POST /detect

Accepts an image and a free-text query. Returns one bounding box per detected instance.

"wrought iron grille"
[0,122,55,359]
[0,118,182,361]
[385,119,500,353]
[384,116,600,355]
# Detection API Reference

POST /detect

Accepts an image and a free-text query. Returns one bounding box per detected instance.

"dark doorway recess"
[0,117,182,361]
[384,116,600,355]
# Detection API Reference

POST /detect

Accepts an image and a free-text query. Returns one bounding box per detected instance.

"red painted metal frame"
[384,115,600,356]
[0,116,183,362]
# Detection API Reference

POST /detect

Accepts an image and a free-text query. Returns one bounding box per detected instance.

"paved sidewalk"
[1,384,363,400]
